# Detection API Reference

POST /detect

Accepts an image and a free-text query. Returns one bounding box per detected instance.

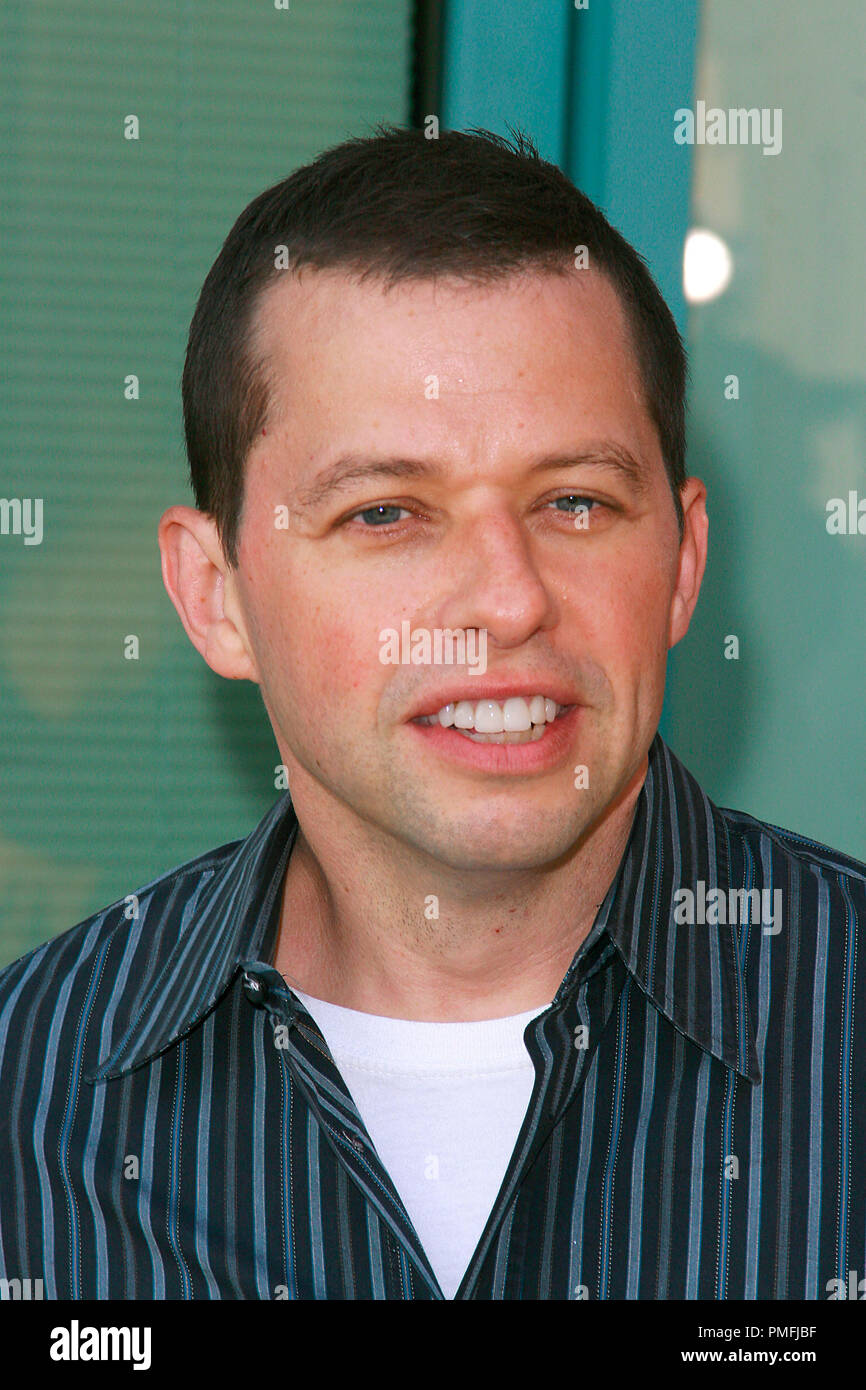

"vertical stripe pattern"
[0,734,864,1300]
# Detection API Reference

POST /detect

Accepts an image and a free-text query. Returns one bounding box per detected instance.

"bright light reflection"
[683,228,733,304]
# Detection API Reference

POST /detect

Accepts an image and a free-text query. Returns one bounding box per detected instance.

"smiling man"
[1,127,864,1302]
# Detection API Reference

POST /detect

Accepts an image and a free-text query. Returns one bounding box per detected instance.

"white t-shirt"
[293,989,549,1299]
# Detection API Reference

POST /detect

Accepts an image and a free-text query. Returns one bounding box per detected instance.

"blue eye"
[356,505,406,526]
[552,494,596,514]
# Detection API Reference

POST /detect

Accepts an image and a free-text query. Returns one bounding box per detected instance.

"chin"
[410,811,593,873]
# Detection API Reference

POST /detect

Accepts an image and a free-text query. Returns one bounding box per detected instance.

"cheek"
[250,521,419,702]
[563,546,674,662]
[264,590,391,712]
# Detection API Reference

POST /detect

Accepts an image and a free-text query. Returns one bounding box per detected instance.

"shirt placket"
[455,938,629,1298]
[240,960,443,1298]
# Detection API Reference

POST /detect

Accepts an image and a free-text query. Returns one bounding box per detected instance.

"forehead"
[248,265,657,469]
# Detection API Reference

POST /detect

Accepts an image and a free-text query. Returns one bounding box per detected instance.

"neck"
[273,763,646,1021]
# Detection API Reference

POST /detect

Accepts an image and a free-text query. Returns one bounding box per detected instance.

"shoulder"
[718,801,866,891]
[0,838,241,1053]
[713,802,866,971]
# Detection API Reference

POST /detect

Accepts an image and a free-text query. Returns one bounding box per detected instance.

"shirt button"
[242,970,269,1007]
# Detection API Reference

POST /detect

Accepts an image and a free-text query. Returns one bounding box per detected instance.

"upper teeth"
[422,695,560,733]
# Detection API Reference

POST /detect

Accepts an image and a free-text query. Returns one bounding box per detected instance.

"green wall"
[0,0,413,966]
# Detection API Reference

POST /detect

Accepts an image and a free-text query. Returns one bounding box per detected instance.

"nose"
[441,506,556,650]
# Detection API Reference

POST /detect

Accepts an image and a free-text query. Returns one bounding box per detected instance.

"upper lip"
[406,680,581,722]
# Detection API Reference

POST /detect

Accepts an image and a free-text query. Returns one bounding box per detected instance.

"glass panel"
[667,0,866,856]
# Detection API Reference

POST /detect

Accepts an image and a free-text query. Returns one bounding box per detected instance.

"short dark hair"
[182,125,687,568]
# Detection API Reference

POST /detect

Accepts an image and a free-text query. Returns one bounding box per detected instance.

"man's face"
[229,267,703,872]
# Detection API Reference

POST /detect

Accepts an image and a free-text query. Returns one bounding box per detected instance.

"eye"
[351,504,410,527]
[549,494,601,517]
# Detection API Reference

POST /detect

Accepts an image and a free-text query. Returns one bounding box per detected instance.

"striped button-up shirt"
[1,732,864,1300]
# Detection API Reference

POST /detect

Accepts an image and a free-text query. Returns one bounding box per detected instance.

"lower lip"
[406,705,581,774]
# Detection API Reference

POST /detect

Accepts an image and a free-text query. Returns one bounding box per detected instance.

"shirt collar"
[88,732,759,1084]
[87,793,299,1082]
[564,735,761,1082]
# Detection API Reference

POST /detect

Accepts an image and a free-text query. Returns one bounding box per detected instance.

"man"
[0,127,863,1302]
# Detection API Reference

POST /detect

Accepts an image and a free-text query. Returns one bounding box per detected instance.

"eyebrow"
[291,441,652,512]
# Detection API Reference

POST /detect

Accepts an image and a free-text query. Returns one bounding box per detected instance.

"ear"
[667,477,709,648]
[158,505,260,681]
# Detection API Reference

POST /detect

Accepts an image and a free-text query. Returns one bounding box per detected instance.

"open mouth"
[412,695,574,745]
